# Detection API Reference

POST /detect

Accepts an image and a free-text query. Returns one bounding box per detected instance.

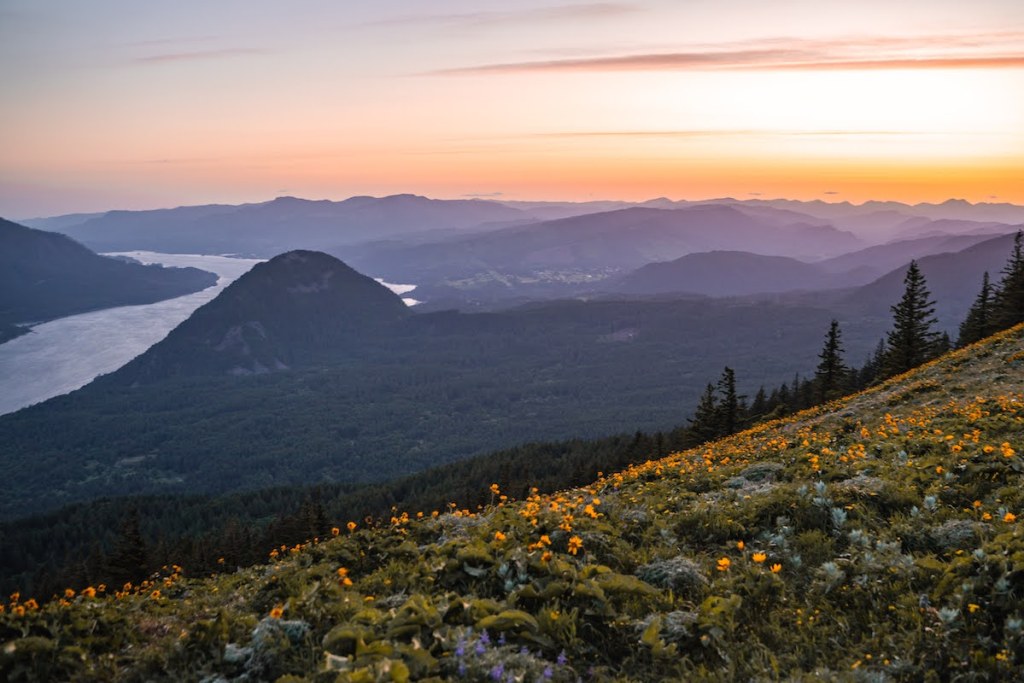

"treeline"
[695,231,1024,430]
[4,231,1022,600]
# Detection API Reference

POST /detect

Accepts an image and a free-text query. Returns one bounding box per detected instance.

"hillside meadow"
[2,324,1022,681]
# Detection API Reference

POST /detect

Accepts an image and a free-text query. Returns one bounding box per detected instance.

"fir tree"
[688,383,719,442]
[716,367,740,436]
[993,230,1024,329]
[957,271,996,347]
[104,509,148,586]
[749,386,768,417]
[814,320,848,402]
[882,261,940,377]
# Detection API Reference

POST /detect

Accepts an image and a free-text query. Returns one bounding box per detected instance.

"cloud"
[824,191,840,195]
[363,3,637,30]
[527,129,927,139]
[462,192,505,198]
[429,32,1024,75]
[133,48,267,64]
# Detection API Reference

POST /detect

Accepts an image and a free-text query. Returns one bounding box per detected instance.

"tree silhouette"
[883,261,940,378]
[814,320,848,401]
[957,271,995,347]
[993,230,1024,329]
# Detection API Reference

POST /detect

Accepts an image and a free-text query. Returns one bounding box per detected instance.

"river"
[0,252,418,416]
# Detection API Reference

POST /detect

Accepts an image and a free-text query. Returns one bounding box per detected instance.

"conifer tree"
[688,382,719,442]
[882,261,940,377]
[749,386,767,417]
[993,230,1024,329]
[814,320,848,402]
[716,367,740,436]
[957,271,996,346]
[105,509,148,586]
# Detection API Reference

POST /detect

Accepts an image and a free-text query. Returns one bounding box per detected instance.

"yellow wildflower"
[752,552,767,564]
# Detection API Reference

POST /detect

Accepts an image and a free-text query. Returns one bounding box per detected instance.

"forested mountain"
[0,218,216,340]
[116,250,410,380]
[4,323,1022,681]
[612,250,841,296]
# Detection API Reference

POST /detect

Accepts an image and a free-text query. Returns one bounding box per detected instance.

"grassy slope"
[2,325,1023,682]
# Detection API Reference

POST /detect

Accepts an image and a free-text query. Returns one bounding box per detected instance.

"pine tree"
[993,230,1024,329]
[882,261,940,377]
[749,386,767,417]
[105,509,148,586]
[814,320,848,402]
[688,383,719,442]
[716,367,740,436]
[957,271,996,347]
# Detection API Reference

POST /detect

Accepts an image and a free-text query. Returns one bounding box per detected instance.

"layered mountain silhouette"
[116,250,410,381]
[0,218,216,340]
[27,195,529,255]
[344,204,861,285]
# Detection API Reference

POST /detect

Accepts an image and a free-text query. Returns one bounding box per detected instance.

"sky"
[1,0,1023,217]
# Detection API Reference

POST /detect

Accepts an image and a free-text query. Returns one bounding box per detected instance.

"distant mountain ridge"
[26,195,530,256]
[0,217,217,340]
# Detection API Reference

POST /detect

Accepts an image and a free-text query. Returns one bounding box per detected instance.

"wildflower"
[217,557,225,565]
[1004,512,1017,523]
[752,552,767,563]
[1002,442,1016,458]
[983,512,993,521]
[557,650,568,666]
[150,590,161,600]
[64,588,75,599]
[973,500,983,509]
[269,605,284,619]
[771,563,782,573]
[736,540,745,551]
[490,483,501,496]
[935,466,944,474]
[24,598,38,611]
[347,521,357,532]
[717,557,731,572]
[968,603,980,613]
[493,531,507,542]
[331,526,340,536]
[12,605,25,617]
[539,534,551,546]
[82,587,96,598]
[568,536,583,555]
[541,551,553,562]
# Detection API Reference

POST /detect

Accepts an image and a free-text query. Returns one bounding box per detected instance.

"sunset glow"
[1,0,1023,216]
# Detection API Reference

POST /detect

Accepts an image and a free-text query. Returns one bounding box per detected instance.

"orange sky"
[1,1,1023,216]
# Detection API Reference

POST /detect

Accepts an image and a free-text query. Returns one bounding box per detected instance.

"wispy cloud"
[133,48,267,64]
[363,3,638,30]
[429,32,1024,74]
[527,129,933,139]
[462,191,505,198]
